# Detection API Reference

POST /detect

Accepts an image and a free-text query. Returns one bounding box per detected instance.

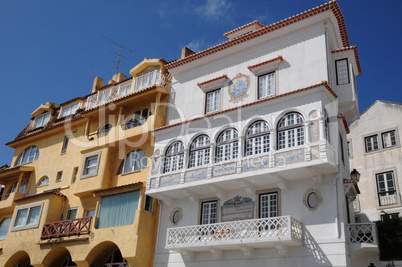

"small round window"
[307,192,318,209]
[303,189,322,211]
[170,207,183,225]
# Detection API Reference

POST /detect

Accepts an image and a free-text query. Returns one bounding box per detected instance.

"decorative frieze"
[212,162,237,177]
[185,168,207,183]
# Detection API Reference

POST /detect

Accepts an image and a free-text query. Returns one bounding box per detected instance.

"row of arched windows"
[163,112,305,173]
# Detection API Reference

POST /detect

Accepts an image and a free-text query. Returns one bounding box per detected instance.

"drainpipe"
[324,22,331,85]
[333,174,342,239]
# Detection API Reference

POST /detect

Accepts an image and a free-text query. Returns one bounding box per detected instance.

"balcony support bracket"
[273,174,288,191]
[209,185,226,199]
[208,247,223,260]
[180,250,194,262]
[239,180,256,196]
[308,167,322,186]
[183,189,199,204]
[159,194,174,206]
[274,244,288,257]
[240,245,254,259]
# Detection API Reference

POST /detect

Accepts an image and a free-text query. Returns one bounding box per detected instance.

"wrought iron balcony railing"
[166,216,302,248]
[348,223,378,244]
[41,216,92,239]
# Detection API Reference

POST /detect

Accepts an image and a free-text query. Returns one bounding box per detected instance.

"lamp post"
[350,168,361,182]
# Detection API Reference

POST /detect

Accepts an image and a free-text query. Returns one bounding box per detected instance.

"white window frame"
[205,89,221,114]
[200,200,218,225]
[11,202,44,231]
[189,135,211,168]
[382,130,397,148]
[259,192,279,219]
[335,58,350,85]
[34,111,50,128]
[123,109,152,130]
[118,150,147,174]
[60,102,79,117]
[216,128,239,162]
[16,146,39,166]
[65,207,78,220]
[365,134,379,153]
[245,121,270,156]
[81,151,101,179]
[164,142,185,173]
[258,72,276,99]
[37,176,49,187]
[376,171,398,207]
[277,113,304,150]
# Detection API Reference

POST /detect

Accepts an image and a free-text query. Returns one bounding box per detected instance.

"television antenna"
[100,34,133,73]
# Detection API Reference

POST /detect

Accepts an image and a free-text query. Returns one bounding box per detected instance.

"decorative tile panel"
[212,162,237,177]
[242,155,269,172]
[185,168,207,183]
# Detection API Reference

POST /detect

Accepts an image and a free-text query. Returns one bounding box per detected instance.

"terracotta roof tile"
[247,56,284,72]
[153,81,337,132]
[337,114,350,134]
[197,75,228,88]
[92,182,143,195]
[223,20,265,39]
[167,1,349,70]
[15,190,66,202]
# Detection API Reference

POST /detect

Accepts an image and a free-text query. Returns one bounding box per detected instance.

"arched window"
[123,108,152,130]
[98,123,112,135]
[277,113,304,150]
[245,121,270,156]
[0,217,12,240]
[16,146,39,166]
[19,180,26,194]
[117,150,147,174]
[38,176,49,187]
[189,135,210,168]
[216,128,239,162]
[164,141,184,173]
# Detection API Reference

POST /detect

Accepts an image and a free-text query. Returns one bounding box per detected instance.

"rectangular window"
[56,171,63,182]
[200,200,217,225]
[85,209,95,218]
[61,136,69,154]
[34,112,50,128]
[61,102,79,117]
[205,89,220,114]
[259,192,278,218]
[144,195,154,213]
[335,58,349,85]
[382,130,397,148]
[97,190,140,228]
[12,203,44,231]
[66,207,78,220]
[71,167,78,183]
[365,135,379,152]
[376,171,398,206]
[81,152,101,179]
[258,72,275,98]
[347,140,352,158]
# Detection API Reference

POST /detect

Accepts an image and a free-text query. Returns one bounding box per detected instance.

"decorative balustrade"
[166,216,302,248]
[348,223,377,244]
[41,216,92,239]
[378,190,398,206]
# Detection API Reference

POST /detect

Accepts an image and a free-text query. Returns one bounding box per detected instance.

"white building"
[147,1,380,266]
[349,100,402,222]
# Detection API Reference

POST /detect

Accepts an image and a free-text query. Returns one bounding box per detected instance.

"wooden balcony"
[166,216,302,260]
[41,216,92,239]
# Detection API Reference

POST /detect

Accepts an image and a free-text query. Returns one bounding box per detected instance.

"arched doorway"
[5,251,32,267]
[86,241,128,267]
[41,247,77,267]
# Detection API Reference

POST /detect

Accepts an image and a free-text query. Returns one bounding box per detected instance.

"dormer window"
[61,102,79,117]
[135,67,160,91]
[34,112,50,128]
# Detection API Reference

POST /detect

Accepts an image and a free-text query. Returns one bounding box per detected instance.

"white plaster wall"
[348,101,402,222]
[166,23,328,125]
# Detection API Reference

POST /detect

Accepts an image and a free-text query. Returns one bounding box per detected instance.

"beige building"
[0,59,170,267]
[348,100,402,222]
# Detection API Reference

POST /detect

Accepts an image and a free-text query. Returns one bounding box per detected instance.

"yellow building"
[0,58,170,267]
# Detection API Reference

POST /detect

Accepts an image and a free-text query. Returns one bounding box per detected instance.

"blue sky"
[0,0,401,165]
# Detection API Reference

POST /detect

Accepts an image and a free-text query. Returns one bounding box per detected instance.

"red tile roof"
[337,114,350,134]
[152,81,337,132]
[167,1,349,70]
[331,45,362,75]
[15,190,66,202]
[197,75,228,88]
[223,20,265,39]
[247,56,284,72]
[92,182,143,195]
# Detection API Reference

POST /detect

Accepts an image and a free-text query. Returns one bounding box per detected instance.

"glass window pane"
[14,209,28,227]
[86,209,95,218]
[0,217,11,240]
[27,207,41,225]
[66,208,78,220]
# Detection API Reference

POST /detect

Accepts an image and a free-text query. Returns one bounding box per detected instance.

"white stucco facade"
[147,1,380,266]
[348,100,402,223]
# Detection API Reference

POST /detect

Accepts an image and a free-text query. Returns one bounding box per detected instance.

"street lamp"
[350,169,361,182]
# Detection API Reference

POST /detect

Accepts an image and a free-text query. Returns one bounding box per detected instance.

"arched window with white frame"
[245,121,270,156]
[16,146,39,166]
[189,135,211,168]
[277,113,304,150]
[216,128,239,162]
[164,141,185,173]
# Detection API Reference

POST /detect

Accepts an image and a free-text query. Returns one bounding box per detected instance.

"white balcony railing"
[379,191,398,206]
[166,216,302,249]
[348,223,377,244]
